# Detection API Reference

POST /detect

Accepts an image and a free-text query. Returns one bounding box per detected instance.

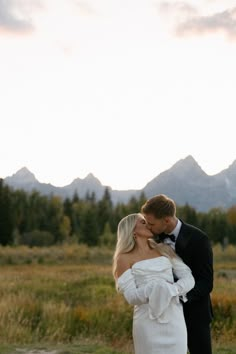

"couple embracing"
[113,194,213,354]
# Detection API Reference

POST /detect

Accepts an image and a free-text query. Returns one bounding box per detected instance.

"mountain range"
[3,155,236,212]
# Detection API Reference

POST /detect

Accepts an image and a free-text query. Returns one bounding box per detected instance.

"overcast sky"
[1,0,236,189]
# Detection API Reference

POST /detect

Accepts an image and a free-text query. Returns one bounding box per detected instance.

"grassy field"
[0,244,235,354]
[0,342,130,354]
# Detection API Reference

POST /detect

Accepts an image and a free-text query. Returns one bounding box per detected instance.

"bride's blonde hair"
[112,213,176,277]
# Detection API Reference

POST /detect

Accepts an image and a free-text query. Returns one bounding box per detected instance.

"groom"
[141,194,213,354]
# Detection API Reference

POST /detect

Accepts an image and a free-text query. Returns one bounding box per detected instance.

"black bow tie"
[158,233,176,242]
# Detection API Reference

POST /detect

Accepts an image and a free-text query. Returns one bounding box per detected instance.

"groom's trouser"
[187,323,212,354]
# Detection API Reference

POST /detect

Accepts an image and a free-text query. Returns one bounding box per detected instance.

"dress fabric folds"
[117,256,192,354]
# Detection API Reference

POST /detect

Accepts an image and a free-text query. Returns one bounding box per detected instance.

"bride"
[113,213,195,354]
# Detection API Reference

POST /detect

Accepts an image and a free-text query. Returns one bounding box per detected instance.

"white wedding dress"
[117,256,195,354]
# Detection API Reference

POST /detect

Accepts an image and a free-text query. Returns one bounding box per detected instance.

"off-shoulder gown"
[117,256,195,354]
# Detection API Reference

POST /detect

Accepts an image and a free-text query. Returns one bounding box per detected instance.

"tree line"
[0,178,236,247]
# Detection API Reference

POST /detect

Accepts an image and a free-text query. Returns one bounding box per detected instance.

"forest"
[1,178,236,248]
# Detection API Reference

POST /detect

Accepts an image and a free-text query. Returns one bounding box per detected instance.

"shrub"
[19,230,55,247]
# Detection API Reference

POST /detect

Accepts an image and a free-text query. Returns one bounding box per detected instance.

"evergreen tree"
[80,204,99,246]
[97,187,113,235]
[0,180,14,245]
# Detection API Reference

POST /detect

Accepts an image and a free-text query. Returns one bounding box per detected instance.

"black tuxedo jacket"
[174,220,214,326]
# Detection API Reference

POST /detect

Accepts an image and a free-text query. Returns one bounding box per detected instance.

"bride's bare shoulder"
[116,253,133,278]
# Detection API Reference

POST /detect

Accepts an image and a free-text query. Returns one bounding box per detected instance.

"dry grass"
[0,243,235,353]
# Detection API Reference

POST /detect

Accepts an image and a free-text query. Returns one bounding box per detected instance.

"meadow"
[0,244,235,354]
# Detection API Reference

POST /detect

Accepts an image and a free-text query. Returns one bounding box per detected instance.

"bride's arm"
[116,269,151,305]
[116,255,151,306]
[146,258,195,322]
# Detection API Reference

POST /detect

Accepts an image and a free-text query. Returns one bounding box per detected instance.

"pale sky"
[1,0,236,190]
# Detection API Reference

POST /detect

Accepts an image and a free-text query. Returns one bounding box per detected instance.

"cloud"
[176,6,236,39]
[159,1,198,18]
[73,0,96,16]
[0,0,39,34]
[159,1,236,40]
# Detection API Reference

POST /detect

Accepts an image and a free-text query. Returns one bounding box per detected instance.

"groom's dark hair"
[141,194,176,218]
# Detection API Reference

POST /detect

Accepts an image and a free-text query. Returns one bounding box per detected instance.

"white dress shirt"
[164,219,182,250]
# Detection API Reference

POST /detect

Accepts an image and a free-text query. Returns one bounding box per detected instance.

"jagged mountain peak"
[172,155,201,169]
[84,173,103,186]
[217,159,236,180]
[85,173,97,180]
[6,166,37,184]
[70,173,102,186]
[228,160,236,170]
[168,155,206,178]
[16,166,34,175]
